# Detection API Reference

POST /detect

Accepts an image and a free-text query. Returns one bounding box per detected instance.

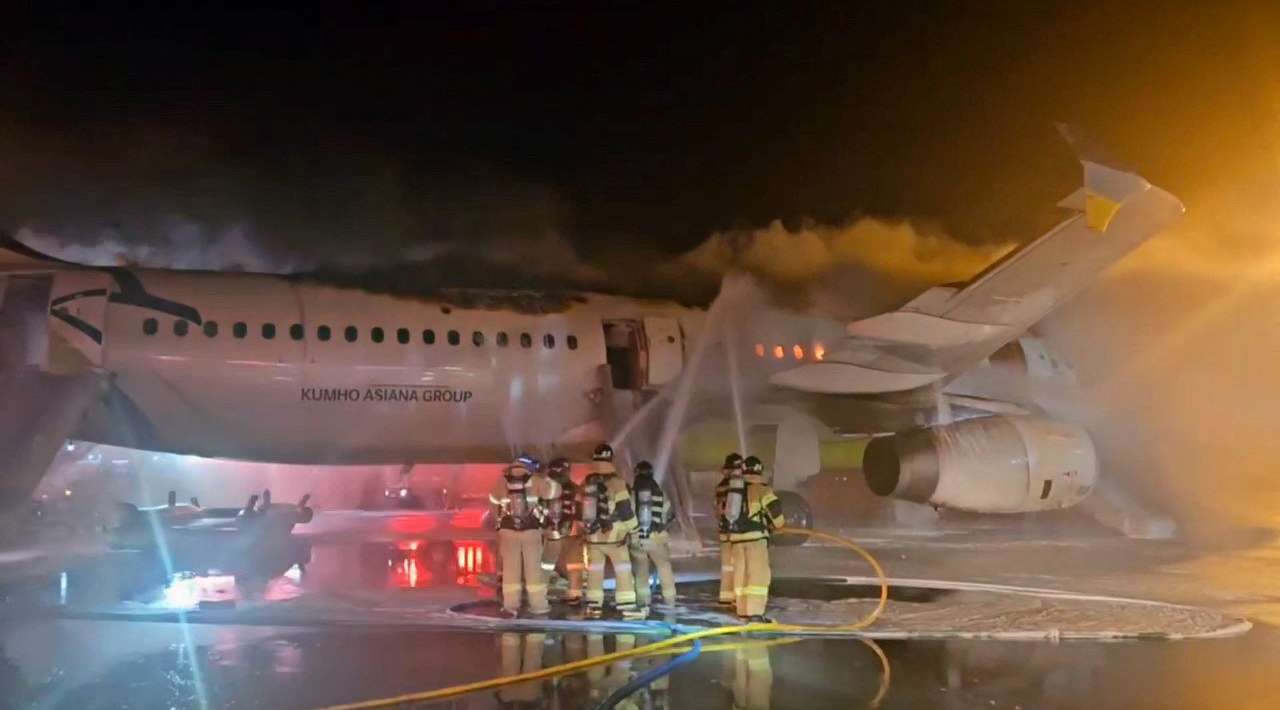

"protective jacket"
[490,465,560,531]
[579,461,637,544]
[724,473,784,543]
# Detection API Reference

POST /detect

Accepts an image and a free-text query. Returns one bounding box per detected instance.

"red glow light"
[450,506,488,529]
[389,514,439,535]
[453,540,494,585]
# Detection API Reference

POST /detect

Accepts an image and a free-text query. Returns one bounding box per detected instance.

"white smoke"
[16,220,311,273]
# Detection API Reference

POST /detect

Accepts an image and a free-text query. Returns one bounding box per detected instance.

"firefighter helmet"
[635,460,654,478]
[723,452,744,470]
[548,457,571,475]
[592,443,614,462]
[514,453,540,472]
[743,455,764,474]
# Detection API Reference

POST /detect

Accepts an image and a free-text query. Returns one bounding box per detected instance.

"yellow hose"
[312,527,887,710]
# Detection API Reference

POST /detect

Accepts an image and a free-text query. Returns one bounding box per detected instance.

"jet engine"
[863,415,1097,513]
[988,336,1075,381]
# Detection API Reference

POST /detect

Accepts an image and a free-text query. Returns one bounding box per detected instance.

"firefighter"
[725,455,784,621]
[490,454,560,617]
[580,443,644,619]
[542,457,587,604]
[715,452,744,606]
[629,460,677,608]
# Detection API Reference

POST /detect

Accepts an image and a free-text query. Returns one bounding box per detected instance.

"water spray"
[723,319,748,455]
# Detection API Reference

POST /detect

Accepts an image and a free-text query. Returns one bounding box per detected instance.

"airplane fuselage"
[56,269,723,464]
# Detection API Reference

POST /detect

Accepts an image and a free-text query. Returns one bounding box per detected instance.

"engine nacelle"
[989,336,1075,382]
[863,415,1097,513]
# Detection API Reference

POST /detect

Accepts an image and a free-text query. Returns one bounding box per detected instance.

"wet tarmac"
[4,617,1280,708]
[2,511,1279,708]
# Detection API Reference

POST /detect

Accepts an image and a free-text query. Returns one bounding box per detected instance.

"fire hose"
[312,527,889,709]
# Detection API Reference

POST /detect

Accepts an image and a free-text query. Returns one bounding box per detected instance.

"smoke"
[1037,179,1280,544]
[16,222,307,273]
[673,217,1013,318]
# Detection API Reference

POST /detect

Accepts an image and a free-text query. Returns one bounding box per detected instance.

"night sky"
[3,2,1279,275]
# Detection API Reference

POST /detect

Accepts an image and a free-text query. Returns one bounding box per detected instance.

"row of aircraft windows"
[141,318,579,350]
[754,342,826,361]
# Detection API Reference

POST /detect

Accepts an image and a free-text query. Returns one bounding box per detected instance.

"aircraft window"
[520,332,532,349]
[772,345,784,359]
[174,320,189,337]
[543,334,555,349]
[423,329,436,345]
[497,332,509,347]
[345,326,358,342]
[143,318,158,336]
[397,328,410,344]
[234,322,247,339]
[372,327,385,344]
[204,321,219,338]
[793,344,804,360]
[290,324,304,341]
[754,343,765,358]
[567,334,578,350]
[447,330,460,346]
[262,323,276,340]
[318,325,331,341]
[473,331,484,346]
[813,343,826,361]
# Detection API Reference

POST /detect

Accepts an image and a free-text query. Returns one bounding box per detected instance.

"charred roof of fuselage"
[289,255,717,314]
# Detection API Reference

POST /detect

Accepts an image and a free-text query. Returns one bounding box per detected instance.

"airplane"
[0,150,1184,539]
[107,488,314,550]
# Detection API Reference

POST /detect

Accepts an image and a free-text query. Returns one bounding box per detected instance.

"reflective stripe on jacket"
[726,474,784,543]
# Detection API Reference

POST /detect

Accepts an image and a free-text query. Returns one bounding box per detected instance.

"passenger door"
[641,317,683,388]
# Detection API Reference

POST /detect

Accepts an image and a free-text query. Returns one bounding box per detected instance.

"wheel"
[773,490,814,546]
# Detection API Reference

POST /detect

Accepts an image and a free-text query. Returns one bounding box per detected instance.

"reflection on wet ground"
[5,618,1280,709]
[4,515,1280,708]
[0,537,502,612]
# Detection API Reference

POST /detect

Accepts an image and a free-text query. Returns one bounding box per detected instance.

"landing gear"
[773,490,814,547]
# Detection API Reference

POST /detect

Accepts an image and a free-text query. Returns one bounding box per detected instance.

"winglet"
[1083,161,1150,231]
[1054,124,1152,232]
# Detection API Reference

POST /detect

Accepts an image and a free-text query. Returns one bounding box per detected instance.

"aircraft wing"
[771,159,1185,394]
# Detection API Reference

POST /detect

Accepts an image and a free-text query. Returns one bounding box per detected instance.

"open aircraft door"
[602,317,685,391]
[641,316,683,388]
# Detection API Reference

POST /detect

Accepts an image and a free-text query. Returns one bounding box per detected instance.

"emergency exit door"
[641,317,683,387]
